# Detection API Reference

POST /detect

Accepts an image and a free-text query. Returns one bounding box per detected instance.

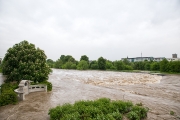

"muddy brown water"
[0,69,180,120]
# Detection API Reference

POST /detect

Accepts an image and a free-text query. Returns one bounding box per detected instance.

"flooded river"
[0,69,180,120]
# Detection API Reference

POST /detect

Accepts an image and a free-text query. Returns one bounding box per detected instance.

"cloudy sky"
[0,0,180,61]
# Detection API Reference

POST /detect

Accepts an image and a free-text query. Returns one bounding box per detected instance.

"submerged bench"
[14,80,47,101]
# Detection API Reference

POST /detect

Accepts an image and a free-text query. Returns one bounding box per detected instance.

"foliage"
[90,60,99,70]
[124,65,133,70]
[0,83,18,106]
[51,54,180,73]
[127,111,140,120]
[106,60,114,70]
[160,59,168,72]
[40,81,52,91]
[123,58,131,66]
[133,62,145,70]
[80,55,89,62]
[98,57,106,70]
[48,98,148,120]
[167,61,180,73]
[47,59,54,68]
[114,60,124,70]
[55,55,77,69]
[144,62,151,70]
[62,62,77,69]
[150,62,160,71]
[2,40,51,83]
[77,60,89,70]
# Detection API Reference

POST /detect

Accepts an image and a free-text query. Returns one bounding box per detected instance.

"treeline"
[47,55,180,73]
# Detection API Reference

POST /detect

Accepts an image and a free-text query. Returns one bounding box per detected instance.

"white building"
[121,57,154,62]
[167,54,180,61]
[153,57,165,62]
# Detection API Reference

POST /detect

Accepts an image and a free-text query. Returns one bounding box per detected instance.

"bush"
[0,83,18,106]
[48,98,148,120]
[127,111,140,120]
[0,90,18,106]
[42,81,52,91]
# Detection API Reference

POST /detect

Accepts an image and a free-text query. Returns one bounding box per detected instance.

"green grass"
[48,98,148,120]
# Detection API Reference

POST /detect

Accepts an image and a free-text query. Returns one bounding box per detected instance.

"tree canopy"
[80,55,89,62]
[2,40,51,83]
[98,57,106,70]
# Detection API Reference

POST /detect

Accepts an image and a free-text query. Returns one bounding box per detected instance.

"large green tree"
[2,40,51,83]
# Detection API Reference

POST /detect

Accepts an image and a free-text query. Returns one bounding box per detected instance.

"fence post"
[45,85,47,92]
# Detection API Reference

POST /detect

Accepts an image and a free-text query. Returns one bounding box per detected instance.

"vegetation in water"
[48,98,148,120]
[170,111,175,115]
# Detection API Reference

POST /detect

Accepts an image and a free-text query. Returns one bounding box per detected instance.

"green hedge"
[0,83,18,106]
[48,98,148,120]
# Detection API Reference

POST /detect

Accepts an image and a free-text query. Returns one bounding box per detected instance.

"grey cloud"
[0,0,180,60]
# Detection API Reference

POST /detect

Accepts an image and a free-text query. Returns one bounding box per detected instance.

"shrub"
[0,83,18,106]
[131,105,148,119]
[127,111,140,120]
[40,81,52,91]
[48,98,148,120]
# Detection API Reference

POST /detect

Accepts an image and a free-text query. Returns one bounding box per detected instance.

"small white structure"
[14,80,47,101]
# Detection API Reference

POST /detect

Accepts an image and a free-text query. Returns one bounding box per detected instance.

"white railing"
[29,84,47,92]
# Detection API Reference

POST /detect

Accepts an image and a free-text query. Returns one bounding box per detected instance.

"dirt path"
[0,69,180,120]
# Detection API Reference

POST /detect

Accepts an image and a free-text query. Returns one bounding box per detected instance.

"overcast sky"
[0,0,180,61]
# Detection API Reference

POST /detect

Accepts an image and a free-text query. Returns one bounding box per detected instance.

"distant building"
[122,54,180,62]
[121,57,154,62]
[172,54,177,58]
[153,57,165,62]
[167,54,180,61]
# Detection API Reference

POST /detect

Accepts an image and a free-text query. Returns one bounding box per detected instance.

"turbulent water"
[0,69,180,120]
